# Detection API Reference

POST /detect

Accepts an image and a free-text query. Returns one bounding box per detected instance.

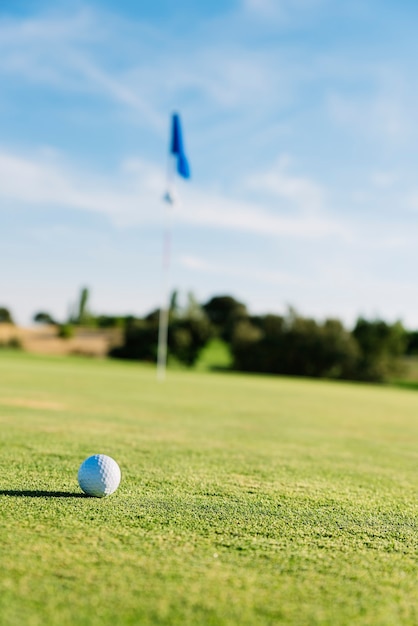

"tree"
[202,295,248,341]
[169,316,212,365]
[405,330,418,355]
[110,309,212,366]
[0,307,14,324]
[231,311,359,380]
[95,315,124,329]
[184,291,206,320]
[169,290,180,318]
[33,311,56,325]
[77,287,90,325]
[352,318,407,381]
[109,318,158,361]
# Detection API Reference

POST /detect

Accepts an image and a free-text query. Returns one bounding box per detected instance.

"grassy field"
[0,350,417,626]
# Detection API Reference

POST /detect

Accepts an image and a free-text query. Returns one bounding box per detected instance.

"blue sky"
[2,0,418,326]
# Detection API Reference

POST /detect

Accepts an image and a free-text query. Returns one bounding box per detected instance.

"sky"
[2,0,418,327]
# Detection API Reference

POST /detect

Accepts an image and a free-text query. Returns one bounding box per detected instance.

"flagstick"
[157,157,175,382]
[157,112,190,380]
[156,210,170,381]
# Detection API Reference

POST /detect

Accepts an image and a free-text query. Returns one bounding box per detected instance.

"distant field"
[0,350,417,626]
[0,324,121,357]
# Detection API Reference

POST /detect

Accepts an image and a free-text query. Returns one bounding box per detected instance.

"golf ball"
[78,454,121,497]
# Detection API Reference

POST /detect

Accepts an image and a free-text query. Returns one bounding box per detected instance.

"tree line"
[109,293,412,383]
[2,291,417,382]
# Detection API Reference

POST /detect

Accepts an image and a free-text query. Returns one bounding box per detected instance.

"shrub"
[58,324,75,339]
[0,337,22,350]
[110,319,158,362]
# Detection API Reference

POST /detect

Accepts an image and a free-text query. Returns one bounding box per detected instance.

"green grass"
[0,350,417,626]
[195,338,233,371]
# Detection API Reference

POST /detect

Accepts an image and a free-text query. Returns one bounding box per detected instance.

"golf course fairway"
[0,351,417,625]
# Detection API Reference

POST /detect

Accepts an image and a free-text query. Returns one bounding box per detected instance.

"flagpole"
[156,156,175,382]
[156,112,190,381]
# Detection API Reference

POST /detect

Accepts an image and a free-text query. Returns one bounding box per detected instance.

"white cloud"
[370,171,400,188]
[0,6,299,127]
[180,254,304,286]
[0,9,165,130]
[405,192,418,213]
[327,82,410,144]
[0,147,343,240]
[242,0,325,20]
[66,53,164,130]
[246,156,324,212]
[180,188,340,238]
[0,149,161,225]
[0,9,95,45]
[243,0,280,17]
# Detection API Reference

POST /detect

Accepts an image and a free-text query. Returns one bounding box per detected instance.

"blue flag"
[170,113,190,179]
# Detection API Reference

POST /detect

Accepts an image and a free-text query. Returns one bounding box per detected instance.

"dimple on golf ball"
[78,454,121,497]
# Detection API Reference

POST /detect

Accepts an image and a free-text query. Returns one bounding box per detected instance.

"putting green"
[0,351,417,625]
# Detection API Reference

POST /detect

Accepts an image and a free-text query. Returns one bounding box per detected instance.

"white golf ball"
[78,454,121,497]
